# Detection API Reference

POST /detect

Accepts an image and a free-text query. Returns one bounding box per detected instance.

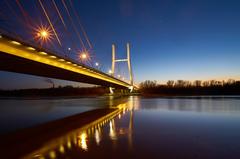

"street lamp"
[35,25,52,44]
[79,52,88,60]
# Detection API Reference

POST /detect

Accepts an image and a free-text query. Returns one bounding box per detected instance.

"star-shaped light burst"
[34,25,53,45]
[79,50,91,63]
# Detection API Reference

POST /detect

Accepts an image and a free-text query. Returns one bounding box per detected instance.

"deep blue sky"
[0,0,240,89]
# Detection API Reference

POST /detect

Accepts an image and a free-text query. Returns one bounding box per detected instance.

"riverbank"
[0,86,108,97]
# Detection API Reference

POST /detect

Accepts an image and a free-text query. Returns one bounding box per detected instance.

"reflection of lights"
[49,151,56,159]
[59,145,65,153]
[33,154,44,159]
[129,96,140,110]
[95,129,101,145]
[87,128,91,135]
[78,132,88,151]
[67,140,72,149]
[73,137,77,145]
[109,120,117,140]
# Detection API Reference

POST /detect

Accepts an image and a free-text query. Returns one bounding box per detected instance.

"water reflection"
[109,120,117,140]
[140,97,240,114]
[21,98,136,159]
[78,132,88,151]
[3,96,240,159]
[95,129,101,145]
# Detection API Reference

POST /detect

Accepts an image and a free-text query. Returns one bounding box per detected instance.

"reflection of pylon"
[112,43,133,85]
[128,109,133,150]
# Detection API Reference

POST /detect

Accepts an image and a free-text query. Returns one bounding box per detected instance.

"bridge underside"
[0,52,126,88]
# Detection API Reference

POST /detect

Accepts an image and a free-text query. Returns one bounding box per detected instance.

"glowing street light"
[108,70,112,74]
[68,47,71,51]
[80,52,88,60]
[37,29,50,40]
[95,62,99,66]
[34,25,52,44]
[39,30,48,37]
[117,74,121,78]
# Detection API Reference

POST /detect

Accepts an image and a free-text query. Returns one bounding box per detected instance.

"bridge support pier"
[109,87,114,94]
[109,86,134,95]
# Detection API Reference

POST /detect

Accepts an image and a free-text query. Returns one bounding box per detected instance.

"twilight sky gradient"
[0,0,240,89]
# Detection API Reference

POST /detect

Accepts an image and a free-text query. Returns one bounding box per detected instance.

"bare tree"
[167,80,174,87]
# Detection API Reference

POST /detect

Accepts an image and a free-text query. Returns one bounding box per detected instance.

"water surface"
[1,96,240,158]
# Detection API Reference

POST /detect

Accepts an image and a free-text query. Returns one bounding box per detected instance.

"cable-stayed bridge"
[0,34,134,89]
[0,0,136,91]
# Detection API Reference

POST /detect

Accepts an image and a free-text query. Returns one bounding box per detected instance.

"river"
[1,96,240,158]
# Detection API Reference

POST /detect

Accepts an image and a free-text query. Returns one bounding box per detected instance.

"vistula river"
[1,96,240,159]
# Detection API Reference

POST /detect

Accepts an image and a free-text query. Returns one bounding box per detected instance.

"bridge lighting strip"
[39,52,47,55]
[49,55,56,58]
[27,47,35,51]
[11,41,21,45]
[0,38,131,87]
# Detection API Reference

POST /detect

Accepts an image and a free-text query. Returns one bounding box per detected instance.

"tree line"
[0,86,109,97]
[139,79,240,95]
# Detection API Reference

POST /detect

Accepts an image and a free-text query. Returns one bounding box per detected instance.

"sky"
[0,0,240,89]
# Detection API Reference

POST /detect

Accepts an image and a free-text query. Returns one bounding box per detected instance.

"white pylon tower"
[111,43,133,86]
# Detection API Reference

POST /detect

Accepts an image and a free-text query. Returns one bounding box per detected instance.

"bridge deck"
[0,34,131,88]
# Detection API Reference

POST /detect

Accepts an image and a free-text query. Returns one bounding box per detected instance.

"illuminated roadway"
[0,34,133,89]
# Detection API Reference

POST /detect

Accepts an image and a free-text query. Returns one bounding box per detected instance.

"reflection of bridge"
[21,101,134,159]
[0,34,134,89]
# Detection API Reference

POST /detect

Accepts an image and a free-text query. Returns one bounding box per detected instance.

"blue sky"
[0,0,240,89]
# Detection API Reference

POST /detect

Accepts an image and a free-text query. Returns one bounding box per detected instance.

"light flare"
[34,25,53,45]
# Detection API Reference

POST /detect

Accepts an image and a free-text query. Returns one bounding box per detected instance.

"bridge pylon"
[111,43,133,86]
